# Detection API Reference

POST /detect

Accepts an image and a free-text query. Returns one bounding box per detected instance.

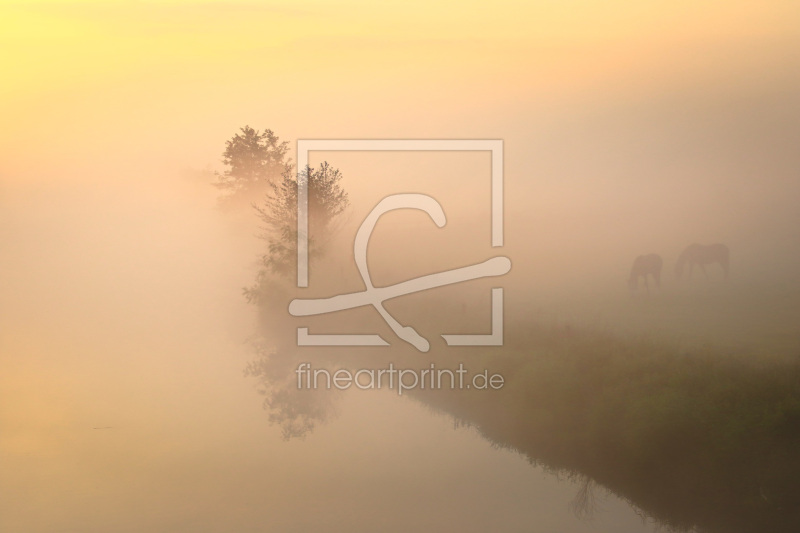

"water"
[0,179,660,532]
[0,357,660,533]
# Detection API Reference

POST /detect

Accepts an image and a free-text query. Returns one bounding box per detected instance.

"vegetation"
[243,161,349,305]
[212,126,349,301]
[411,321,800,533]
[250,162,349,281]
[213,126,290,208]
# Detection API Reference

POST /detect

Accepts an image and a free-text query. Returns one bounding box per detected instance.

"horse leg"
[701,264,709,281]
[644,275,650,295]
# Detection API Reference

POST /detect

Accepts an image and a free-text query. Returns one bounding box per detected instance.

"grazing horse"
[628,254,663,293]
[675,243,729,280]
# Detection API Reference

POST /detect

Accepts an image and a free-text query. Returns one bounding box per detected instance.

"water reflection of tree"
[240,271,345,440]
[244,339,340,440]
[568,476,598,521]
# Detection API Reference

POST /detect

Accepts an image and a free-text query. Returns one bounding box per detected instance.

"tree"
[237,150,349,439]
[245,162,349,303]
[214,126,290,207]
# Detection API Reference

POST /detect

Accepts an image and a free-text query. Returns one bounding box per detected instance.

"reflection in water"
[248,245,800,533]
[569,478,599,522]
[244,340,341,440]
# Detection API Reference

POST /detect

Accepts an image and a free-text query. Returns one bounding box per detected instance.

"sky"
[1,0,799,292]
[2,1,798,180]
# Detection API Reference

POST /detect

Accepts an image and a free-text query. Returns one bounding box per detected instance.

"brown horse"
[675,243,729,280]
[628,254,663,293]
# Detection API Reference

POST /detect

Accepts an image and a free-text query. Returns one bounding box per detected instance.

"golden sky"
[1,1,798,183]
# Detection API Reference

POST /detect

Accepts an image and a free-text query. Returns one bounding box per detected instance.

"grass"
[412,320,800,533]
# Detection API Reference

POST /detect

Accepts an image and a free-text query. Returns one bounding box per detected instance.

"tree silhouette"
[214,126,290,208]
[245,162,349,302]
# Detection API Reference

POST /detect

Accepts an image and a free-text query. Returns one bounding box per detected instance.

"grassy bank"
[412,322,800,532]
[249,276,800,531]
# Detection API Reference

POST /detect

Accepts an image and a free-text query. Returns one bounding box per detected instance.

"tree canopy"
[214,126,290,207]
[245,161,349,303]
[213,126,349,300]
[252,162,349,278]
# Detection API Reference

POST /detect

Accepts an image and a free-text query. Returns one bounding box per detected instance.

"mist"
[2,1,800,532]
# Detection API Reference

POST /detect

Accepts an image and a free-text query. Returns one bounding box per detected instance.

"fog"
[0,171,671,532]
[2,1,800,532]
